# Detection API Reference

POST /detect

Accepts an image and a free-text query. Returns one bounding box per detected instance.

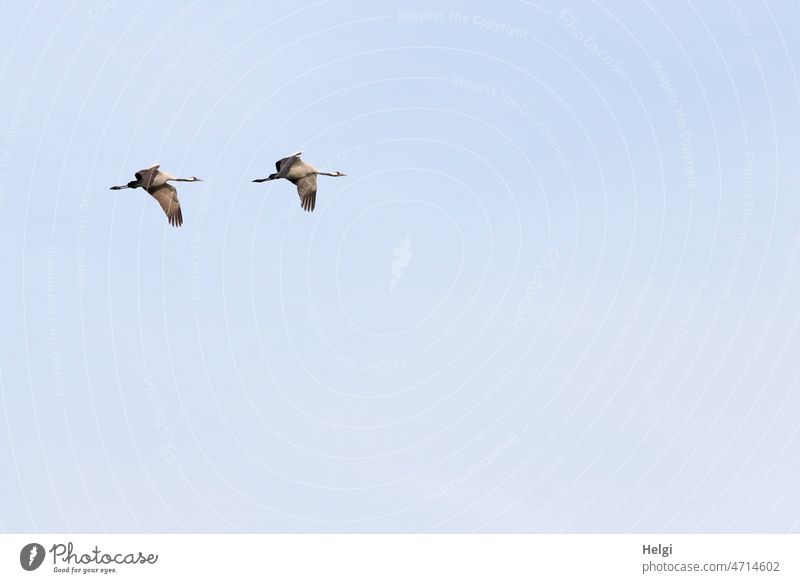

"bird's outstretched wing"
[296,174,317,212]
[135,164,160,190]
[275,155,301,176]
[275,151,302,172]
[147,183,183,226]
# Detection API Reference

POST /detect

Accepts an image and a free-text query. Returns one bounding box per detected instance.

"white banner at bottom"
[1,534,797,582]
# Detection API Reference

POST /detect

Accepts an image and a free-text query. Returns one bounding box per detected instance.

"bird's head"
[332,171,346,177]
[187,176,202,182]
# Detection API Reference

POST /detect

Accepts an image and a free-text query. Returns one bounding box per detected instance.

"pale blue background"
[1,0,799,533]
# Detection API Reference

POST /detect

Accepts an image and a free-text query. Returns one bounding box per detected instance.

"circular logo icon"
[20,543,45,571]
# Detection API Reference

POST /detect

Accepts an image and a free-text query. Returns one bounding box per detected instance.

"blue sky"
[1,0,799,532]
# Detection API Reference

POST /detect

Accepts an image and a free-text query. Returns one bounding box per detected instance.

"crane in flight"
[110,164,202,227]
[252,151,346,212]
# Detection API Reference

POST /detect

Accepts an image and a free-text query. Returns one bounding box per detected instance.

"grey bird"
[110,164,202,227]
[252,151,346,212]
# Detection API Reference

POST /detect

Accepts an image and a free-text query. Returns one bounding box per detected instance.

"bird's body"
[253,151,346,212]
[110,164,201,227]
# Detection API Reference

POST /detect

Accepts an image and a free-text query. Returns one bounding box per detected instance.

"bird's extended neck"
[170,176,202,183]
[315,171,345,177]
[110,180,139,190]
